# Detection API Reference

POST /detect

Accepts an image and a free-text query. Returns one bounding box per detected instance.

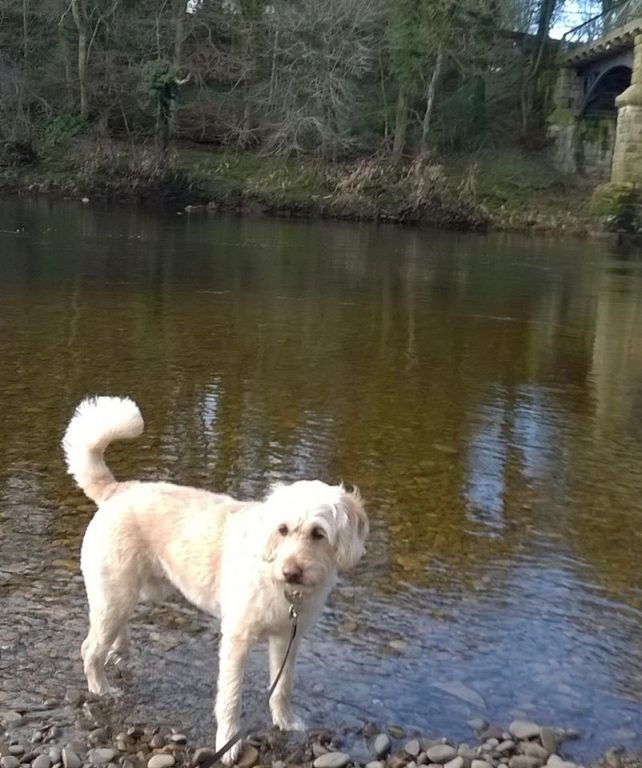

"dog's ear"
[335,485,369,571]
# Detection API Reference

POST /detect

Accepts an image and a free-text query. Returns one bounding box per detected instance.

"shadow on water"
[0,198,641,759]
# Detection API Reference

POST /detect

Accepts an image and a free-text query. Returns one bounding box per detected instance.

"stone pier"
[612,33,642,182]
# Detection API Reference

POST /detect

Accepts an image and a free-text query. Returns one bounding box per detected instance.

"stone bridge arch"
[581,64,632,116]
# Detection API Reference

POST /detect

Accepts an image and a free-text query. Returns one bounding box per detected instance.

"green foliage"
[42,113,87,147]
[142,60,178,103]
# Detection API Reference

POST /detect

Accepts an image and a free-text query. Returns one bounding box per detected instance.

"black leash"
[199,593,301,768]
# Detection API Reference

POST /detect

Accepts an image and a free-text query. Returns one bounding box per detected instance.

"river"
[0,198,641,761]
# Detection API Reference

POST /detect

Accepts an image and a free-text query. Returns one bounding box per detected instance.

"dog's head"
[262,480,368,591]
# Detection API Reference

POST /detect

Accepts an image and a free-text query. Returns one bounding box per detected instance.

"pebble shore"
[1,693,639,768]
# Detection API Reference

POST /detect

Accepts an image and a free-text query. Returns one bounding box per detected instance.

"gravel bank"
[1,694,639,768]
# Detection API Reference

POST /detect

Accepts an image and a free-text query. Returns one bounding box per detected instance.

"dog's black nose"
[282,563,303,584]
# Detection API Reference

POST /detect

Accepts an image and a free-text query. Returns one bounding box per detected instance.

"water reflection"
[0,199,641,759]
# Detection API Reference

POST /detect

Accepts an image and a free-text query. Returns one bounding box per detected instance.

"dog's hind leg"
[268,632,306,732]
[107,626,130,668]
[81,584,138,695]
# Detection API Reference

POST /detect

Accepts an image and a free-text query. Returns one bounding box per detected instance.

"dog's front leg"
[215,631,251,765]
[268,632,306,732]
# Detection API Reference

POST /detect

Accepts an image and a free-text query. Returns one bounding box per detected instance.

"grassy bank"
[0,140,597,236]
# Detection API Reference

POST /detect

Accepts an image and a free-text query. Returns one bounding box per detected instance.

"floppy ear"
[335,485,369,571]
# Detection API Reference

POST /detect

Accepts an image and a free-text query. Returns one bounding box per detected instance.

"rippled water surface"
[1,198,641,760]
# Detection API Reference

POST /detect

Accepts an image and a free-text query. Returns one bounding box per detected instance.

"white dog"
[62,396,368,763]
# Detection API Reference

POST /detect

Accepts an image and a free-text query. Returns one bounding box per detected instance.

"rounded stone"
[508,722,540,741]
[168,736,186,746]
[405,742,421,758]
[1,758,20,768]
[471,761,493,768]
[444,758,464,768]
[147,756,175,768]
[374,736,391,758]
[48,750,61,766]
[539,731,558,756]
[62,750,81,768]
[509,756,541,768]
[32,756,51,768]
[313,752,351,768]
[523,745,548,761]
[90,750,115,765]
[426,746,457,765]
[149,737,165,750]
[8,749,24,758]
[236,746,259,768]
[366,763,384,768]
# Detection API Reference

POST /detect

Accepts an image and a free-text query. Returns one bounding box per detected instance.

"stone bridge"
[550,0,642,183]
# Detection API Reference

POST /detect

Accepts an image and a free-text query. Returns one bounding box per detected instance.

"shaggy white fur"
[62,396,368,764]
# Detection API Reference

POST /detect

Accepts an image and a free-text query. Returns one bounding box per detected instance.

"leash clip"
[285,587,302,621]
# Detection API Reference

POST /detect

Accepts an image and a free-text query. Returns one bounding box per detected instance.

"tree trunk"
[420,45,444,155]
[391,85,408,165]
[520,0,557,134]
[71,0,89,120]
[169,0,185,137]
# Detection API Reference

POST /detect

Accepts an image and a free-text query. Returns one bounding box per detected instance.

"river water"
[0,198,641,761]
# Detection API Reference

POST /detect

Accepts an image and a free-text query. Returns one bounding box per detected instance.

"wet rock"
[388,727,406,740]
[405,742,421,758]
[0,746,9,759]
[47,751,61,766]
[0,713,23,726]
[480,728,503,742]
[236,746,259,768]
[149,737,165,751]
[522,745,548,762]
[88,730,109,747]
[374,735,391,758]
[44,730,60,744]
[366,762,384,768]
[508,756,541,768]
[539,731,557,756]
[89,749,116,765]
[497,742,515,755]
[426,746,457,764]
[147,756,175,768]
[468,721,488,734]
[167,736,186,747]
[313,752,351,768]
[8,748,24,758]
[444,757,464,768]
[1,758,21,768]
[417,754,428,766]
[64,690,83,707]
[471,761,492,768]
[191,749,215,767]
[508,723,540,741]
[61,748,81,768]
[19,752,37,764]
[313,744,329,759]
[32,756,51,768]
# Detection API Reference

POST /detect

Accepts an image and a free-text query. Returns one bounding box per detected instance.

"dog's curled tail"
[62,396,144,504]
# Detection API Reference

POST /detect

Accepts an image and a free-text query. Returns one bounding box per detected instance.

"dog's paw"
[219,739,242,765]
[272,711,307,732]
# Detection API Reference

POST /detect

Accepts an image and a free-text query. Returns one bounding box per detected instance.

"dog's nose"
[282,563,303,584]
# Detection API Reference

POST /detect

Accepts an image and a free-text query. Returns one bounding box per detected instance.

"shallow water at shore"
[0,198,641,760]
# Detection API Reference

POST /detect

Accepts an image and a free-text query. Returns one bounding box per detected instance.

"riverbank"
[0,140,599,237]
[0,693,639,768]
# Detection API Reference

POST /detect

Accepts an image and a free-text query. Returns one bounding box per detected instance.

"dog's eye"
[278,524,289,536]
[311,527,325,540]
